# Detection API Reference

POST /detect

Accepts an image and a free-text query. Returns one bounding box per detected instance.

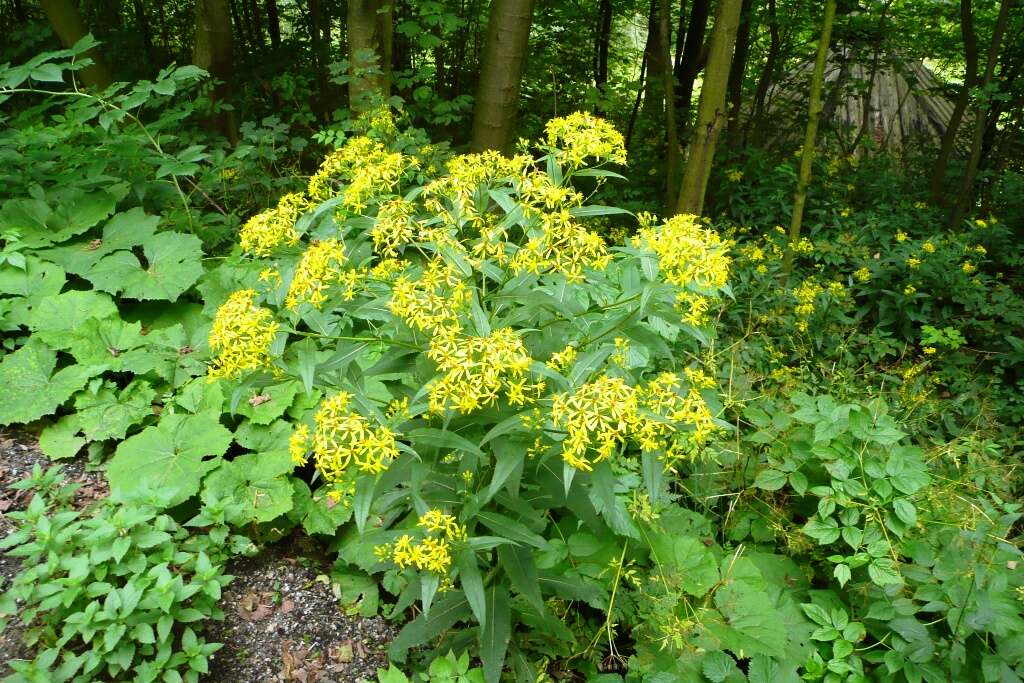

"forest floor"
[0,432,394,682]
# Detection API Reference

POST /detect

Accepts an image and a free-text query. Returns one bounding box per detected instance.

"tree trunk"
[470,0,535,153]
[659,0,679,209]
[950,0,1012,228]
[265,0,280,49]
[310,0,331,119]
[625,51,648,150]
[747,0,778,143]
[674,0,743,216]
[193,0,238,143]
[783,0,836,274]
[726,0,753,142]
[928,0,977,204]
[594,0,613,110]
[642,0,665,118]
[39,0,113,89]
[347,0,394,113]
[132,0,159,70]
[673,0,710,124]
[249,0,265,51]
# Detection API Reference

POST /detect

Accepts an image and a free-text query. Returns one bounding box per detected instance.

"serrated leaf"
[234,381,299,425]
[74,380,156,442]
[28,290,118,349]
[754,468,788,491]
[201,450,295,523]
[702,651,739,682]
[87,231,204,301]
[389,594,471,662]
[107,412,232,506]
[39,415,85,459]
[0,340,98,426]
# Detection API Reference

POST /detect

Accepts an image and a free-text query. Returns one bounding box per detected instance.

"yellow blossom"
[289,424,310,465]
[923,346,936,355]
[726,169,743,182]
[426,328,533,414]
[312,392,399,480]
[285,238,348,310]
[207,289,279,380]
[240,192,307,256]
[896,231,908,242]
[637,214,731,290]
[906,257,921,269]
[904,284,917,295]
[547,344,577,371]
[370,198,416,258]
[544,112,627,167]
[854,267,871,282]
[922,241,935,253]
[308,136,413,210]
[962,261,976,274]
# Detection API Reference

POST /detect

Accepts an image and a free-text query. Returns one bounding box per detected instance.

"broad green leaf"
[87,231,204,301]
[479,587,511,683]
[107,412,232,506]
[234,381,300,425]
[0,339,98,426]
[28,290,118,349]
[754,468,788,491]
[868,558,903,587]
[38,415,85,460]
[74,380,156,442]
[476,511,547,548]
[292,480,354,535]
[646,532,719,597]
[497,544,544,614]
[702,651,740,682]
[588,462,639,538]
[202,450,295,523]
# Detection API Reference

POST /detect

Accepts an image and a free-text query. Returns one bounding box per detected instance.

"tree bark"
[265,0,280,49]
[470,0,535,153]
[193,0,238,143]
[347,0,394,113]
[674,0,743,216]
[950,0,1012,228]
[642,0,665,118]
[726,0,753,142]
[783,0,836,274]
[928,0,977,204]
[310,0,331,119]
[131,0,159,70]
[625,51,648,150]
[249,0,265,51]
[594,0,613,109]
[748,0,778,143]
[39,0,113,89]
[673,0,710,124]
[659,0,679,209]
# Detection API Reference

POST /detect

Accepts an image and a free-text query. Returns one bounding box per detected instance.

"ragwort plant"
[198,110,732,680]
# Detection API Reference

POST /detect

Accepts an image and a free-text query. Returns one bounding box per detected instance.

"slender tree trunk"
[783,0,836,274]
[950,0,1012,228]
[228,0,247,53]
[929,0,977,204]
[594,0,613,110]
[265,0,280,49]
[673,0,710,124]
[659,0,679,209]
[310,0,331,119]
[193,0,238,143]
[131,0,158,70]
[348,0,394,113]
[249,0,265,51]
[748,0,778,143]
[674,0,743,216]
[39,0,113,89]
[625,51,648,150]
[726,0,753,142]
[470,0,535,153]
[642,0,665,118]
[673,0,687,69]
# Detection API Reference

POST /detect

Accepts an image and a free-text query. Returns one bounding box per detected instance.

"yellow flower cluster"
[546,344,577,371]
[208,289,279,380]
[962,261,976,274]
[677,291,711,327]
[726,169,744,182]
[426,328,535,414]
[422,151,527,225]
[637,214,731,290]
[289,423,311,465]
[510,210,611,283]
[239,192,307,256]
[285,238,348,310]
[922,241,936,253]
[854,267,871,282]
[375,509,467,574]
[792,237,814,255]
[793,278,823,332]
[370,198,416,258]
[389,259,470,333]
[551,373,720,470]
[312,392,399,480]
[308,136,412,210]
[544,112,627,168]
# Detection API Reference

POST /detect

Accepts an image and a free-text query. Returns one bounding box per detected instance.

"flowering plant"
[200,110,731,678]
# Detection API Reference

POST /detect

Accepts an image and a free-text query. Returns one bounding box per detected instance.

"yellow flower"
[904,284,917,295]
[922,241,935,253]
[207,289,279,380]
[906,257,921,269]
[375,508,468,575]
[370,198,416,258]
[828,281,845,297]
[547,344,577,371]
[509,208,611,283]
[677,291,711,327]
[854,267,871,282]
[308,136,413,210]
[389,259,470,334]
[840,208,851,218]
[973,244,987,255]
[312,392,399,480]
[726,169,743,182]
[923,346,936,355]
[544,112,627,167]
[793,278,823,320]
[611,337,630,366]
[426,328,533,414]
[896,231,908,242]
[285,238,348,310]
[637,214,731,290]
[552,375,640,471]
[962,261,976,274]
[974,219,987,228]
[240,192,307,256]
[289,424,310,465]
[914,201,928,209]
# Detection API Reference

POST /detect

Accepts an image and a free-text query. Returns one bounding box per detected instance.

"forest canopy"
[0,0,1023,682]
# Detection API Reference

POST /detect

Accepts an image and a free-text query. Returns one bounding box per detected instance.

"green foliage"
[377,651,486,683]
[0,465,255,683]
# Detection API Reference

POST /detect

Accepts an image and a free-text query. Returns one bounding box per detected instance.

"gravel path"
[0,431,396,682]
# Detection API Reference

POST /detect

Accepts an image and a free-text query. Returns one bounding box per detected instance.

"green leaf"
[408,427,485,457]
[588,462,639,538]
[0,339,98,426]
[39,416,85,459]
[892,499,917,526]
[202,450,295,523]
[107,412,232,507]
[476,511,547,548]
[479,587,511,683]
[456,550,486,627]
[645,533,719,597]
[28,290,118,349]
[497,544,544,614]
[803,517,840,545]
[234,381,300,425]
[74,380,156,442]
[389,594,471,662]
[867,558,903,587]
[702,651,739,682]
[41,208,160,275]
[292,481,354,535]
[87,232,204,301]
[754,468,788,491]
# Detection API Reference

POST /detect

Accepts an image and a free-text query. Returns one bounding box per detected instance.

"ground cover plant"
[1,1,1022,681]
